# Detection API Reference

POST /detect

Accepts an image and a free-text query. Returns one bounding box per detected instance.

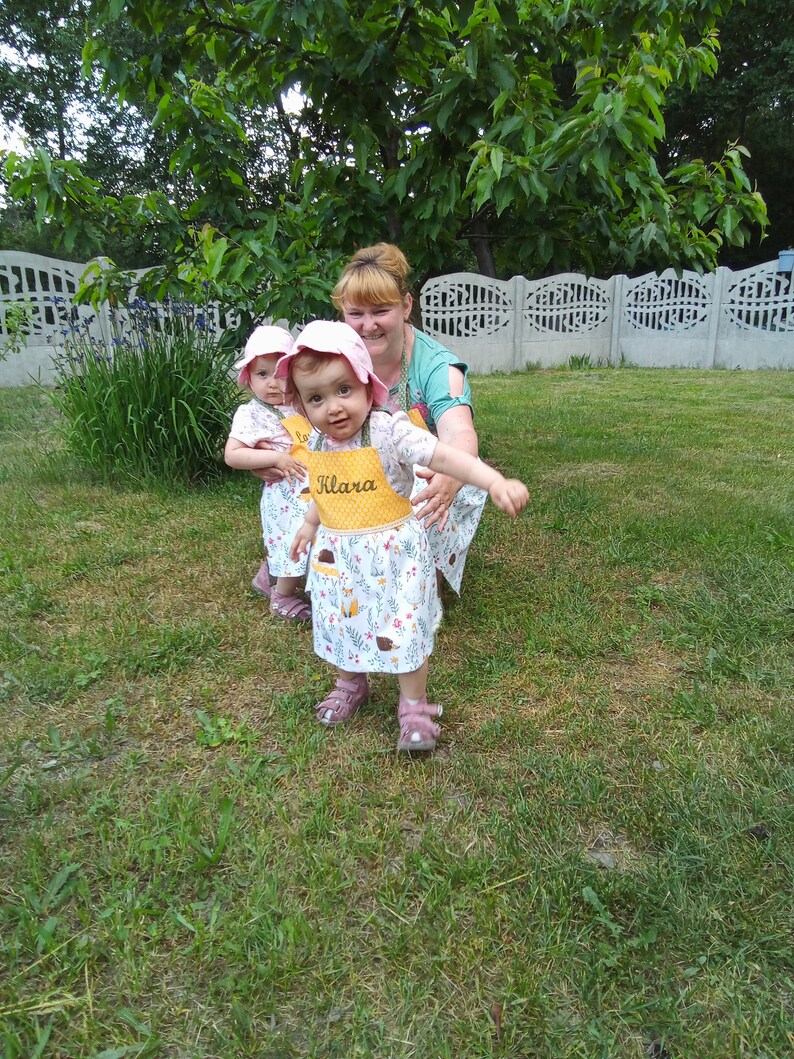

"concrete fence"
[420,261,794,372]
[0,253,238,386]
[1,250,793,386]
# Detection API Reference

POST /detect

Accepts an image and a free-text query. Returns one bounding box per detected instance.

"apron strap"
[397,341,411,412]
[253,397,284,420]
[310,410,389,451]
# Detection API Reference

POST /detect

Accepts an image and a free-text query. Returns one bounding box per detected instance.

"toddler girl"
[225,325,312,622]
[282,321,528,750]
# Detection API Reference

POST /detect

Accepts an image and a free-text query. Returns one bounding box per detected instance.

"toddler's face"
[291,354,371,442]
[248,354,286,404]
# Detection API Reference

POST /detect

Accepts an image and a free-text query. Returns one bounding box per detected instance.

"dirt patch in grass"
[580,825,647,871]
[598,645,686,700]
[543,461,625,484]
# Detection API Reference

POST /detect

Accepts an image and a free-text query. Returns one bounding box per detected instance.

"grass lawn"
[1,370,792,1059]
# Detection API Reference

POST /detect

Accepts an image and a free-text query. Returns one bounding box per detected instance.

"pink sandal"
[397,695,443,752]
[316,675,369,725]
[270,590,311,623]
[251,561,272,599]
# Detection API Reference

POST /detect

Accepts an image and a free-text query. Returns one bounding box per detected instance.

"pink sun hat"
[234,325,294,386]
[276,320,389,406]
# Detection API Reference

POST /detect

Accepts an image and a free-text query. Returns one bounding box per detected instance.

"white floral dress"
[306,411,442,674]
[387,345,488,594]
[228,398,311,578]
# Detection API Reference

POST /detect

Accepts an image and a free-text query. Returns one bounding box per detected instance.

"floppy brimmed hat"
[234,325,293,386]
[275,320,389,406]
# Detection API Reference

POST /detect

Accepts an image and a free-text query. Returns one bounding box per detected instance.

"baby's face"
[291,354,371,442]
[248,354,286,404]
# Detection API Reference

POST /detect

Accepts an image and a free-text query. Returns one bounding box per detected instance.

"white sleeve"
[228,402,281,447]
[376,410,438,469]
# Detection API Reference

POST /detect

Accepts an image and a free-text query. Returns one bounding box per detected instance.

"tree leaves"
[2,0,770,308]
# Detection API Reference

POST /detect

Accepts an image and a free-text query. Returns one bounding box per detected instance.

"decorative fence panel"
[2,251,793,385]
[421,261,794,372]
[0,252,239,386]
[0,253,101,386]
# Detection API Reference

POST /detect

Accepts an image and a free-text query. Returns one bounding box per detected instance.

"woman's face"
[342,295,412,365]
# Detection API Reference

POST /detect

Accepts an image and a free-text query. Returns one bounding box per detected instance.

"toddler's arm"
[290,502,320,561]
[224,437,306,483]
[428,443,528,518]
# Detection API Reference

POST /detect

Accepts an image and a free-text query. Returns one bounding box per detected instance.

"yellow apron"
[307,430,413,534]
[253,400,312,502]
[407,407,430,431]
[280,413,311,466]
[305,417,440,671]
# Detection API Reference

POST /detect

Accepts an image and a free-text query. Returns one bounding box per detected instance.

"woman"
[332,242,487,594]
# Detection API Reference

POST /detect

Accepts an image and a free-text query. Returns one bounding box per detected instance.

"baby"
[225,325,312,622]
[281,321,528,750]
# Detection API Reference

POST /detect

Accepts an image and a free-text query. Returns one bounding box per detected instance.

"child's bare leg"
[397,660,429,702]
[270,576,311,623]
[315,667,369,726]
[274,575,300,596]
[397,661,442,751]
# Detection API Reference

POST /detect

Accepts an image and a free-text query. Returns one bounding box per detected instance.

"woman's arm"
[435,398,478,456]
[413,383,479,530]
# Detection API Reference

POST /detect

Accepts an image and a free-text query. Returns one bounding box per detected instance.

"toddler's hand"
[275,452,307,484]
[290,521,316,561]
[489,478,529,518]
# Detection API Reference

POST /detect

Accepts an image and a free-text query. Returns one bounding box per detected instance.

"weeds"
[47,293,237,483]
[194,711,257,749]
[567,352,593,369]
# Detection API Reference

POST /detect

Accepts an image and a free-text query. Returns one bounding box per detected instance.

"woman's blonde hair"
[332,243,412,312]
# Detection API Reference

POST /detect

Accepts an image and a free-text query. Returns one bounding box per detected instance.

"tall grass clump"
[48,294,238,483]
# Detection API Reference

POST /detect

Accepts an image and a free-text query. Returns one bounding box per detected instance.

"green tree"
[3,0,769,320]
[0,0,178,263]
[661,0,794,267]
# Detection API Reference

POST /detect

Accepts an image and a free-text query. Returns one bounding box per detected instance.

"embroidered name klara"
[316,474,377,495]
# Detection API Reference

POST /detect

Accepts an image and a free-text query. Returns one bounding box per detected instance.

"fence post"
[609,273,625,365]
[510,275,525,370]
[706,266,728,368]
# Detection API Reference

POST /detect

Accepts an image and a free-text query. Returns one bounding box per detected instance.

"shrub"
[48,295,238,483]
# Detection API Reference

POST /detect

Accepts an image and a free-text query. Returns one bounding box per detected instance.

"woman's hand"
[250,467,284,483]
[250,451,306,484]
[412,469,462,531]
[414,401,480,530]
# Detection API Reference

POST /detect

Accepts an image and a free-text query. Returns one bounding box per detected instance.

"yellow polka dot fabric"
[407,408,430,431]
[307,446,413,532]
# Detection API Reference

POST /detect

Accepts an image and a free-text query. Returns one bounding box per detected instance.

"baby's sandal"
[397,695,443,752]
[315,675,369,725]
[270,590,311,623]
